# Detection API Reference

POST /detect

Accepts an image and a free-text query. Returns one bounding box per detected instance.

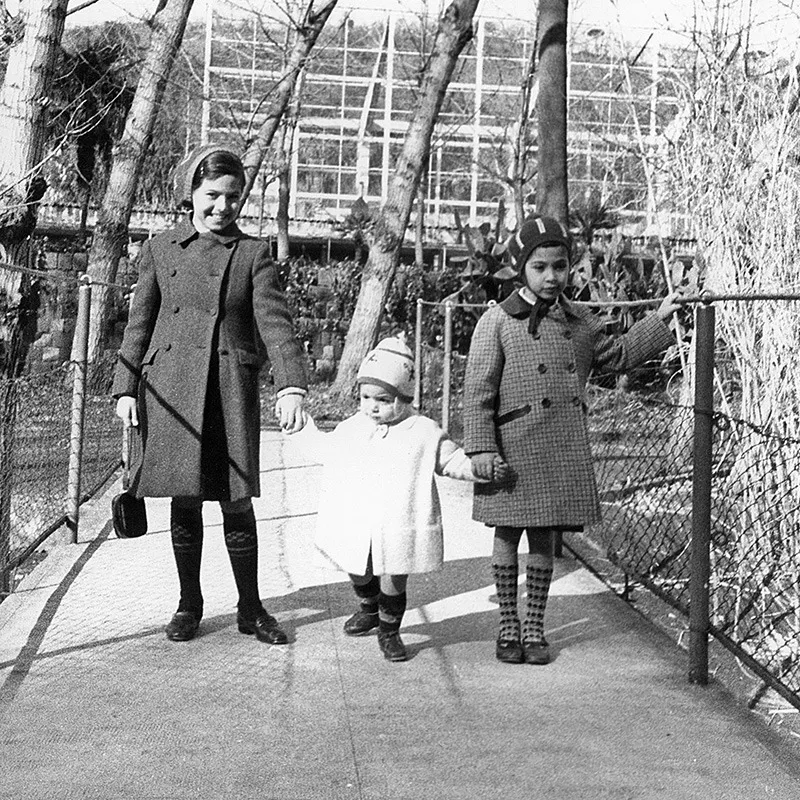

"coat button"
[563,329,572,339]
[571,396,581,406]
[164,343,171,352]
[567,362,576,372]
[170,268,177,276]
[537,363,547,373]
[541,397,551,408]
[172,305,179,313]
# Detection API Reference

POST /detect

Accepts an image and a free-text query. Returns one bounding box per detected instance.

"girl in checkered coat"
[463,216,681,665]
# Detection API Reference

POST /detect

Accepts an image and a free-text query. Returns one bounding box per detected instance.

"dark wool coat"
[463,290,674,528]
[111,219,307,501]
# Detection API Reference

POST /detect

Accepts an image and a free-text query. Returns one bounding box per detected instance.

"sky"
[63,0,800,47]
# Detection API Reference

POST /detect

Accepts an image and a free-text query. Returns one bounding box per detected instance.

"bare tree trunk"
[276,165,291,261]
[535,0,568,222]
[331,0,479,398]
[240,0,338,202]
[415,172,426,269]
[512,39,538,226]
[275,66,304,261]
[84,0,195,363]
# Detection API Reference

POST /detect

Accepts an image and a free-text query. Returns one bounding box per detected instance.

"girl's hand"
[492,456,510,483]
[276,393,306,433]
[657,290,685,320]
[116,395,138,428]
[471,452,497,481]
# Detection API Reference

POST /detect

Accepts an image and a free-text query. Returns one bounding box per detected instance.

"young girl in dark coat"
[463,215,681,665]
[113,144,307,644]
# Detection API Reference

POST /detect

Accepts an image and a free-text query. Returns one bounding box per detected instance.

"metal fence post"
[442,301,453,432]
[689,302,715,684]
[67,275,92,544]
[414,298,423,411]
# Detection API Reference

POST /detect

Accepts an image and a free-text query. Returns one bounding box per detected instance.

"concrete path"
[1,431,799,800]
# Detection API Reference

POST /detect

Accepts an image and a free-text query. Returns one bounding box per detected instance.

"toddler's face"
[523,244,570,300]
[359,383,404,425]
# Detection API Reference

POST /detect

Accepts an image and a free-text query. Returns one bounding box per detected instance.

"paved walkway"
[1,431,799,800]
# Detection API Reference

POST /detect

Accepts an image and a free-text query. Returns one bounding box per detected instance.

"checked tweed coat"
[112,217,307,501]
[463,290,674,528]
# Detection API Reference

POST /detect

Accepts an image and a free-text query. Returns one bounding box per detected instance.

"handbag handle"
[121,426,133,491]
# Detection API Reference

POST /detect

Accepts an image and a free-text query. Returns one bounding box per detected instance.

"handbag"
[112,426,148,539]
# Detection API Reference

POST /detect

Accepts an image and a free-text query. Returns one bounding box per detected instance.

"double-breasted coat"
[112,218,307,501]
[463,290,674,528]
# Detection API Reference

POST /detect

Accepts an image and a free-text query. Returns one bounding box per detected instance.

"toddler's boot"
[344,575,380,635]
[522,552,553,665]
[377,591,407,662]
[492,562,523,663]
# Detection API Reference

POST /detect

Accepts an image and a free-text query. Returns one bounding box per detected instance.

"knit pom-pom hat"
[357,335,415,403]
[506,215,572,270]
[172,144,241,207]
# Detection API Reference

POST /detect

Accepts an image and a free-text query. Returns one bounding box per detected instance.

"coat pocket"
[496,403,531,426]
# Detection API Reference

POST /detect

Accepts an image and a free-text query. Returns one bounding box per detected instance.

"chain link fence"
[418,298,800,713]
[1,253,128,598]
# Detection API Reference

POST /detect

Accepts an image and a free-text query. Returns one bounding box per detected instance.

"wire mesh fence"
[418,297,800,712]
[1,243,130,597]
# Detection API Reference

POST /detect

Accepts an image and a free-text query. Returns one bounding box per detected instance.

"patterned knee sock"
[223,507,263,619]
[523,553,554,643]
[492,562,520,640]
[353,575,380,613]
[378,591,407,634]
[171,503,204,618]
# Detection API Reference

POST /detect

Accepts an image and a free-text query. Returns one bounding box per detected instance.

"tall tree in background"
[535,0,568,222]
[84,0,195,362]
[240,0,338,202]
[331,0,480,398]
[0,0,70,378]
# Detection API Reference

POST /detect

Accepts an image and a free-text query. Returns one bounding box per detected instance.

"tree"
[240,0,339,202]
[330,0,480,398]
[0,0,70,376]
[84,0,195,362]
[535,0,568,221]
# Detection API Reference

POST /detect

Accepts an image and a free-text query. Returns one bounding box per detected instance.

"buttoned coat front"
[112,218,307,501]
[463,290,674,528]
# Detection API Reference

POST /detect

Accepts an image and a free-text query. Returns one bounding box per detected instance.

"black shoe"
[522,638,550,665]
[237,611,288,645]
[343,609,379,636]
[377,631,407,662]
[165,611,201,642]
[495,637,524,664]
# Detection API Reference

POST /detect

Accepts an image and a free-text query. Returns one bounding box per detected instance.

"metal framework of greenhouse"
[200,1,693,240]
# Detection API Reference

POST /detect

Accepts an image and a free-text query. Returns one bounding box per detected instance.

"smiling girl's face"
[191,174,243,233]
